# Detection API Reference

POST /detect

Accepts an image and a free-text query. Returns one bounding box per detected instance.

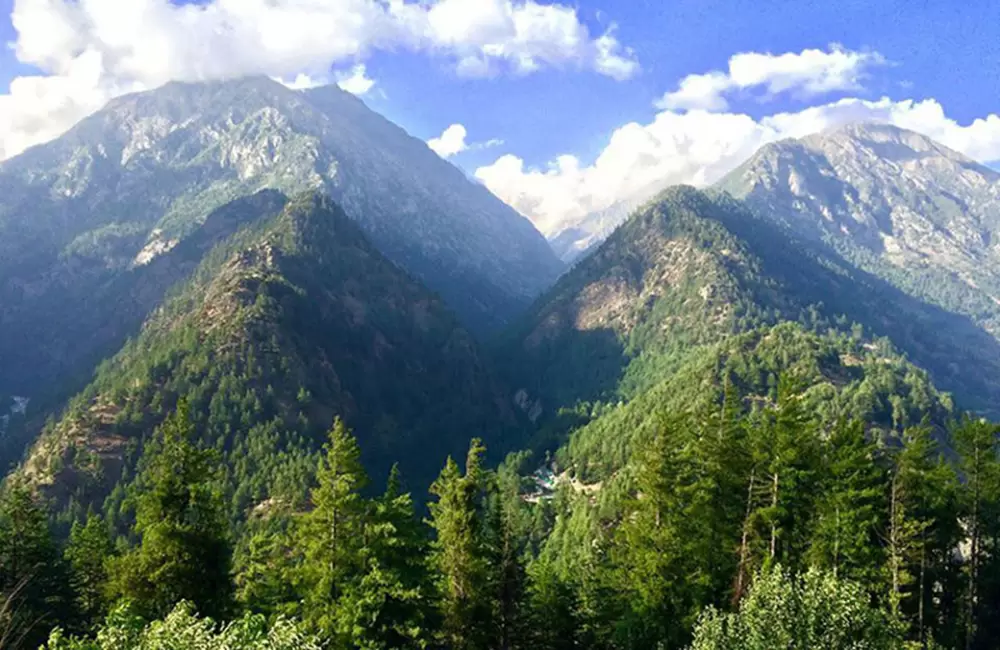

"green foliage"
[0,486,73,649]
[108,402,233,620]
[688,566,902,650]
[428,440,494,650]
[296,418,368,639]
[65,514,116,628]
[44,602,321,650]
[336,465,435,649]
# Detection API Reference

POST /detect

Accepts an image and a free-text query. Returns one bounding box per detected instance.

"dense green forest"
[6,176,1000,649]
[4,369,1000,649]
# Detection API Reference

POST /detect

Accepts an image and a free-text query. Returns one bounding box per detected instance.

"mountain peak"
[801,121,975,165]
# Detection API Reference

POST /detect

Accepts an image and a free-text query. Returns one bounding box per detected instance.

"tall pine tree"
[428,439,493,650]
[109,400,233,620]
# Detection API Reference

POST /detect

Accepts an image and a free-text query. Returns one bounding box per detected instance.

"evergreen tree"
[297,417,368,640]
[756,375,821,572]
[428,439,493,650]
[234,520,298,619]
[608,416,701,649]
[0,486,73,650]
[889,425,963,648]
[485,472,531,650]
[338,464,435,650]
[808,419,887,594]
[109,401,233,620]
[526,558,579,650]
[65,514,116,629]
[952,416,1000,650]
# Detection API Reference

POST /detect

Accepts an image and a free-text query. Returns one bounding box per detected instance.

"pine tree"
[888,425,963,647]
[526,558,579,650]
[608,417,697,649]
[109,400,233,620]
[428,439,492,650]
[485,471,530,650]
[808,419,887,593]
[0,486,73,650]
[234,521,299,619]
[65,514,116,629]
[339,464,435,650]
[758,375,821,571]
[953,416,1000,649]
[297,417,368,640]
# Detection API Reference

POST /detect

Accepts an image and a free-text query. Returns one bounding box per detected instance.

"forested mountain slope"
[0,76,562,402]
[14,193,521,527]
[499,185,1000,420]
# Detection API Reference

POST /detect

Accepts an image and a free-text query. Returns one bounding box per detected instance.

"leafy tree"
[688,566,902,650]
[43,601,321,650]
[108,401,233,620]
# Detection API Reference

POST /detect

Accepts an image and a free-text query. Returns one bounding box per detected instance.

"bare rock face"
[718,122,1000,337]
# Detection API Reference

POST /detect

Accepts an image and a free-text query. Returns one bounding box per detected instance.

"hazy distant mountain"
[548,181,668,263]
[0,76,562,398]
[718,122,1000,338]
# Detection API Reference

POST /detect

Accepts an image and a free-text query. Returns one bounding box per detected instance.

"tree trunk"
[734,468,756,604]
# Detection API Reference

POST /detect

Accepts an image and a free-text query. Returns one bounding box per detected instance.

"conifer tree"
[0,486,72,650]
[808,419,887,593]
[339,464,435,650]
[109,401,232,620]
[953,416,1000,649]
[888,425,963,647]
[428,439,492,650]
[65,514,116,629]
[297,417,368,640]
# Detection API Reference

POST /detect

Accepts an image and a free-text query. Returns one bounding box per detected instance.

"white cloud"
[281,74,327,91]
[428,124,470,158]
[0,0,638,160]
[428,123,503,158]
[657,45,885,112]
[336,64,376,96]
[477,96,1000,236]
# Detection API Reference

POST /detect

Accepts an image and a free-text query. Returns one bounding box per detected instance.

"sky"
[1,0,999,237]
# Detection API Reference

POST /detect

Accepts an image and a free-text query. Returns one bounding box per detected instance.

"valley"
[1,77,999,650]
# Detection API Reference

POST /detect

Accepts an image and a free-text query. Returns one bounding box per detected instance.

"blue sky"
[348,0,1000,169]
[1,0,999,233]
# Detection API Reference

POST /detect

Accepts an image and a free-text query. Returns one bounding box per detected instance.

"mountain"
[547,180,667,263]
[15,192,521,522]
[718,122,1000,338]
[0,76,562,400]
[499,186,1000,423]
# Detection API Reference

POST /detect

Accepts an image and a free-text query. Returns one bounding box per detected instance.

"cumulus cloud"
[429,124,471,157]
[477,96,1000,236]
[0,0,638,160]
[657,45,885,112]
[428,123,503,158]
[336,64,376,96]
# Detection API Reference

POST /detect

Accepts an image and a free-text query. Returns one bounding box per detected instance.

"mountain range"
[0,76,562,404]
[2,76,999,536]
